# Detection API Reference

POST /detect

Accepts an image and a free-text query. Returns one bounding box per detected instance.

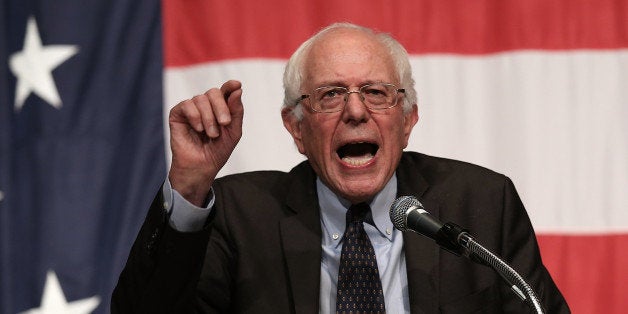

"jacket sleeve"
[498,177,571,313]
[111,189,216,313]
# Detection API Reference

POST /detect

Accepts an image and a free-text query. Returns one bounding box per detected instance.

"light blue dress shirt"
[163,174,409,313]
[316,175,409,314]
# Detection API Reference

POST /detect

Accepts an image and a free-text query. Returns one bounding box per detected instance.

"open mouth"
[337,142,379,166]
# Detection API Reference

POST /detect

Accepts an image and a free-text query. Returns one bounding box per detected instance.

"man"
[113,23,570,313]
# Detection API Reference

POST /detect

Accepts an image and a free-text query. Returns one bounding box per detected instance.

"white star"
[19,271,100,314]
[9,16,78,111]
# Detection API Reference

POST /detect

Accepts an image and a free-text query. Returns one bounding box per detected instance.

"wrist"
[168,168,215,207]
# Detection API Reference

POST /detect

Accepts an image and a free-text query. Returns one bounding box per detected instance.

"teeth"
[341,153,374,166]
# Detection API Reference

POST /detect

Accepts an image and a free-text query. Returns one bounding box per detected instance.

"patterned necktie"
[336,203,386,314]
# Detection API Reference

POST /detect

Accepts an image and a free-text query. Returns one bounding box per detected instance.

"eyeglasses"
[297,83,405,113]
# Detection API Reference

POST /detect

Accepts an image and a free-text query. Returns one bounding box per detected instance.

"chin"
[337,183,381,203]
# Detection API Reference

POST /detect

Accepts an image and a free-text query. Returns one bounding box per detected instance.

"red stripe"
[537,234,628,313]
[163,0,628,66]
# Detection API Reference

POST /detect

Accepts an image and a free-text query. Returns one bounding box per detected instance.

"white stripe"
[164,50,628,233]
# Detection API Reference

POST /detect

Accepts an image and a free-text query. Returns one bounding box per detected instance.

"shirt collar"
[317,174,397,246]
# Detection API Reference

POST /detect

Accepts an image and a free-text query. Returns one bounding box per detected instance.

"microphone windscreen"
[390,196,423,231]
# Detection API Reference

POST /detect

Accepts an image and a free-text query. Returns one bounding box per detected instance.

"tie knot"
[347,203,370,223]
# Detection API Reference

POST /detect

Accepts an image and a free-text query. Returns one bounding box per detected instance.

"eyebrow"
[313,80,382,88]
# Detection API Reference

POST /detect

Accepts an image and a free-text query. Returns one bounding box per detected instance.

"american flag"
[1,1,164,313]
[2,0,627,313]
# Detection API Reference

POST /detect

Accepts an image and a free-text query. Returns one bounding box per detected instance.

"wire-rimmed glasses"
[297,83,405,113]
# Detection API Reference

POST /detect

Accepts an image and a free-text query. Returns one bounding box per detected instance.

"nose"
[341,91,370,124]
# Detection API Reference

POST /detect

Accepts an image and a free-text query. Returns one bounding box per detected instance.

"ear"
[402,104,419,148]
[282,106,306,154]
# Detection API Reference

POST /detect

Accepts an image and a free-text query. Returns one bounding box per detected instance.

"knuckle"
[206,88,223,99]
[175,98,191,108]
[170,100,189,115]
[192,94,207,104]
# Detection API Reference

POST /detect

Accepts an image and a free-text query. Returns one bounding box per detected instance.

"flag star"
[19,271,100,314]
[9,16,78,111]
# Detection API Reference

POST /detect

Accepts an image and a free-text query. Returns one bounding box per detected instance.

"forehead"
[302,29,397,88]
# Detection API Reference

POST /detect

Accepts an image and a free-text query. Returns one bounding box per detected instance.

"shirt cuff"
[162,178,215,232]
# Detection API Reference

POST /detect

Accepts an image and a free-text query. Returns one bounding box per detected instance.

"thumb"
[227,88,244,129]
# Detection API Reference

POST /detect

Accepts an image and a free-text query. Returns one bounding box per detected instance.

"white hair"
[282,22,417,119]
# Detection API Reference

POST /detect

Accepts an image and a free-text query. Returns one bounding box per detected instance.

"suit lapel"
[279,162,322,314]
[397,154,441,313]
[277,154,444,313]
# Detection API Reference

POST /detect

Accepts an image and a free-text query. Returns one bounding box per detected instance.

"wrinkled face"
[283,29,418,204]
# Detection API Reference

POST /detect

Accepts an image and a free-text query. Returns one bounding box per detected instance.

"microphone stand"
[437,223,545,314]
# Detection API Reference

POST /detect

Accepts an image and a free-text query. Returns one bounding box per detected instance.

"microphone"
[390,196,468,256]
[389,196,440,235]
[389,195,545,313]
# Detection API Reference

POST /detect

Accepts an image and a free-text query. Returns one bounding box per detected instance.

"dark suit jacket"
[112,152,570,313]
